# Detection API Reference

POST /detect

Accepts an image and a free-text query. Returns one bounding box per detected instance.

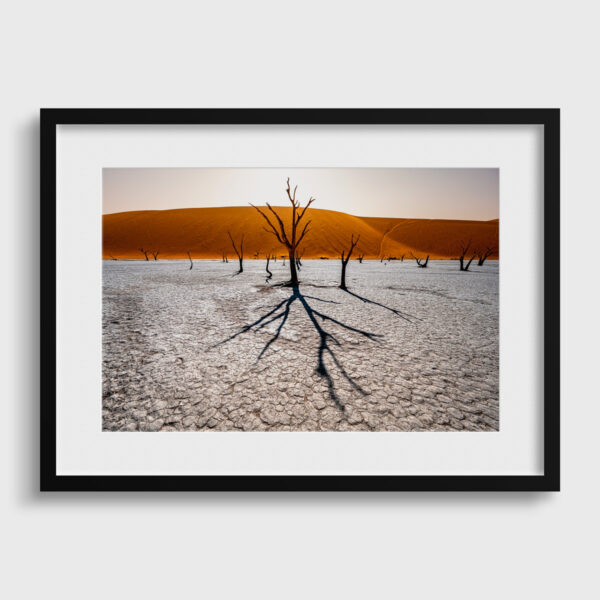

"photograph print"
[102,168,499,433]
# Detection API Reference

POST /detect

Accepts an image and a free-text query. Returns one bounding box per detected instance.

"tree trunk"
[238,257,243,273]
[288,250,299,286]
[340,261,348,290]
[266,255,272,279]
[460,256,474,271]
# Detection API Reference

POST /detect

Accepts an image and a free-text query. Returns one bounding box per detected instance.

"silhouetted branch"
[410,252,429,268]
[477,246,497,266]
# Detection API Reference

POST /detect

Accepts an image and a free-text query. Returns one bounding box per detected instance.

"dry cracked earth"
[102,259,499,432]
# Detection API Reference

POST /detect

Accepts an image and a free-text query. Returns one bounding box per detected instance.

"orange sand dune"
[103,207,499,260]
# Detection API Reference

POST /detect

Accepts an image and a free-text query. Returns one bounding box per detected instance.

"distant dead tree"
[253,251,260,260]
[221,251,228,263]
[227,231,244,273]
[187,251,193,270]
[357,251,364,263]
[295,248,304,271]
[265,253,273,280]
[108,254,118,261]
[458,240,476,271]
[477,246,497,266]
[411,253,429,268]
[151,250,160,261]
[251,178,314,286]
[139,248,149,261]
[281,255,286,266]
[339,234,360,290]
[400,254,405,262]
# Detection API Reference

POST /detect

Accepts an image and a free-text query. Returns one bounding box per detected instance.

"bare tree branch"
[410,252,429,268]
[476,245,497,266]
[251,203,286,245]
[296,219,312,246]
[297,198,315,224]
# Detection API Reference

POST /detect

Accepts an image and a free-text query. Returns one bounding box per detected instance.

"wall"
[1,1,596,598]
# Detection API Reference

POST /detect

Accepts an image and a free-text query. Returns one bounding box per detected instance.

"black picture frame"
[40,108,560,492]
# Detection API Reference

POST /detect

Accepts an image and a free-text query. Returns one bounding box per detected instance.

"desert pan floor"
[102,259,499,432]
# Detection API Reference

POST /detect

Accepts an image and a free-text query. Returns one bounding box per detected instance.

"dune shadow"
[212,286,382,411]
[340,289,422,323]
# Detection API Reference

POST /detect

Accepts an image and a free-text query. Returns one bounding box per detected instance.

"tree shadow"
[340,289,422,323]
[212,286,382,411]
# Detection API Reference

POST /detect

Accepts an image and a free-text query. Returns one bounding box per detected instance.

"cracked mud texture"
[103,259,499,432]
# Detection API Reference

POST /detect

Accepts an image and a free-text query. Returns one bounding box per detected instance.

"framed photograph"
[41,108,560,491]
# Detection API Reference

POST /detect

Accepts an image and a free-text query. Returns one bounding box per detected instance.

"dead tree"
[251,178,314,286]
[187,250,193,270]
[411,253,429,268]
[458,240,476,271]
[151,250,160,261]
[417,255,429,268]
[221,252,229,263]
[295,248,304,271]
[139,248,149,261]
[357,251,364,264]
[227,231,244,273]
[281,255,286,266]
[400,254,405,262]
[477,246,496,266]
[265,253,273,280]
[339,234,360,290]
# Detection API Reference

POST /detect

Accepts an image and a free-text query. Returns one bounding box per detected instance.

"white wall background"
[0,1,595,599]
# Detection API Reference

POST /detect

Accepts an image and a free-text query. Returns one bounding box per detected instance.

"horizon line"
[102,206,500,223]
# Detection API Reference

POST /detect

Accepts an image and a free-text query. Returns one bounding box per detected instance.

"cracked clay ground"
[102,259,499,432]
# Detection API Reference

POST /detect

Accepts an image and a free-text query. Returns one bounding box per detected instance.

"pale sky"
[103,168,499,220]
